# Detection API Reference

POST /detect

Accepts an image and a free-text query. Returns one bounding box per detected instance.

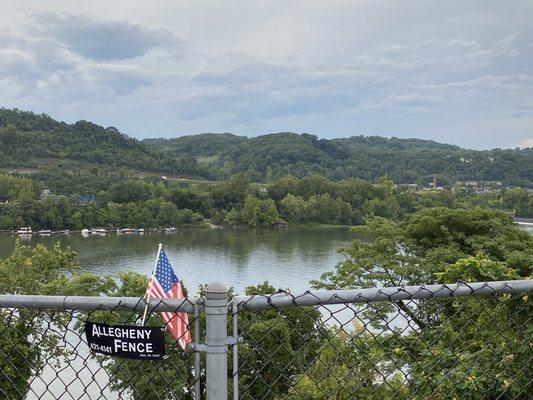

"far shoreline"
[1,223,354,237]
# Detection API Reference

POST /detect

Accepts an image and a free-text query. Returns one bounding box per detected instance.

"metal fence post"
[205,282,228,400]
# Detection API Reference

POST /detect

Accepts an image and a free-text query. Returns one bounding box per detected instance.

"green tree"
[267,176,299,202]
[280,194,306,224]
[0,242,114,398]
[242,195,261,226]
[315,207,532,291]
[259,198,279,225]
[287,330,407,399]
[0,242,197,399]
[386,256,531,399]
[309,208,532,399]
[238,282,323,399]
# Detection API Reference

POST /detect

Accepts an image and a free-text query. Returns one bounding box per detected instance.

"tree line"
[0,169,532,230]
[0,108,211,179]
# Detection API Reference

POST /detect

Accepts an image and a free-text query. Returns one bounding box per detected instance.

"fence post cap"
[206,282,227,299]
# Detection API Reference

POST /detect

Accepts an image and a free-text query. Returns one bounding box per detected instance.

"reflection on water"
[1,227,354,400]
[0,227,355,295]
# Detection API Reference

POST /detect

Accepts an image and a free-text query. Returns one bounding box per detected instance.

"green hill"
[143,132,532,186]
[0,108,158,169]
[143,133,246,157]
[0,108,531,186]
[0,108,212,178]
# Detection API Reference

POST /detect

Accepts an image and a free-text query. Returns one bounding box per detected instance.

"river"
[0,227,355,296]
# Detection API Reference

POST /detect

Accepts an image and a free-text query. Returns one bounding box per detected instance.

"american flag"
[146,247,191,349]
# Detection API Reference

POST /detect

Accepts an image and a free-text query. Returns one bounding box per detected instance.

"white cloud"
[0,0,532,149]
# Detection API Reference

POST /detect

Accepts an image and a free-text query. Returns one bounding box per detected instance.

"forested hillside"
[1,108,531,186]
[0,114,532,229]
[0,109,210,178]
[143,132,533,186]
[143,133,246,157]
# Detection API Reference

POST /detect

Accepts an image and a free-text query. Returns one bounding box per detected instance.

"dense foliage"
[301,207,533,399]
[0,109,211,179]
[1,108,531,186]
[314,207,532,290]
[1,169,532,231]
[143,132,533,186]
[0,242,115,397]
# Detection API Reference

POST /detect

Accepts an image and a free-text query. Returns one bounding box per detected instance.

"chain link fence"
[233,281,533,400]
[0,296,202,399]
[0,280,532,399]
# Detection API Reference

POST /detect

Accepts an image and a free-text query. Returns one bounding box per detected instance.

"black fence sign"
[85,322,165,359]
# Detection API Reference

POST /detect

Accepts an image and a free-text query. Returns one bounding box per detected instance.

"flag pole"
[141,243,163,326]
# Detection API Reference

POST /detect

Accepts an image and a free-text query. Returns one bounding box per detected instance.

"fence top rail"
[233,279,533,310]
[0,294,202,313]
[1,280,532,312]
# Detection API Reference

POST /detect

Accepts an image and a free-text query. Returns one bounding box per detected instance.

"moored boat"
[165,227,178,233]
[91,228,107,235]
[17,227,32,235]
[38,229,52,235]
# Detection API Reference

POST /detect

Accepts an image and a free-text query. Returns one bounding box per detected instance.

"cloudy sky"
[1,1,532,149]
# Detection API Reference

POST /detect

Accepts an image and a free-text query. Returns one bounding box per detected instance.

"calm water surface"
[0,227,355,296]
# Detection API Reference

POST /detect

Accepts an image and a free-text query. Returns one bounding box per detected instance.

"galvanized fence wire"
[233,281,533,400]
[1,281,532,400]
[0,297,202,400]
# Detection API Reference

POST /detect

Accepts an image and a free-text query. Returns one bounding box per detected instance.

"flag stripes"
[146,247,191,349]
